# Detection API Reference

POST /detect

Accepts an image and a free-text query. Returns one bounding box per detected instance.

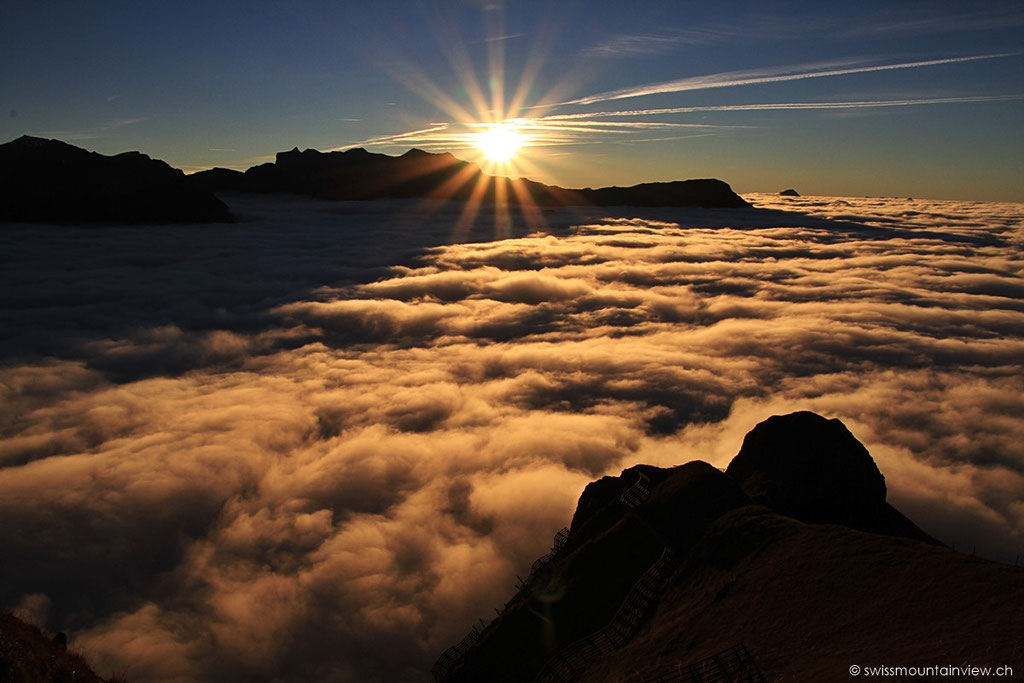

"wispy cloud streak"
[581,28,732,58]
[541,95,1024,121]
[29,117,146,141]
[850,9,1024,36]
[328,125,457,151]
[562,53,1018,106]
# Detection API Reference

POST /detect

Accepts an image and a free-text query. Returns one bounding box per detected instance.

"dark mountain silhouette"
[189,146,751,208]
[434,412,1023,682]
[726,411,936,543]
[0,136,748,223]
[779,188,800,197]
[0,136,230,224]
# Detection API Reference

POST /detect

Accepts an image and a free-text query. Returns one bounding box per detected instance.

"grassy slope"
[0,611,108,683]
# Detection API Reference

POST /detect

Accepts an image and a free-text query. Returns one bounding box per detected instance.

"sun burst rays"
[337,5,607,239]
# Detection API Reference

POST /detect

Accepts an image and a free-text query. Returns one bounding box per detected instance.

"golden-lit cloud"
[1,194,1022,681]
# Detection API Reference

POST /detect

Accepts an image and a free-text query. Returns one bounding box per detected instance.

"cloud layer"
[1,193,1022,681]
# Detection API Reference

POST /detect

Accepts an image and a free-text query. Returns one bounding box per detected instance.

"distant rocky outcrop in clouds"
[435,412,1022,682]
[189,146,751,208]
[0,136,231,223]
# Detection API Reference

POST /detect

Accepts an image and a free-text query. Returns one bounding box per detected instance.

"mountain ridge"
[189,144,751,208]
[0,135,750,224]
[0,135,231,224]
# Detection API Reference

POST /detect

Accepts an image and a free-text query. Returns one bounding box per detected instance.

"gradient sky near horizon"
[2,0,1023,200]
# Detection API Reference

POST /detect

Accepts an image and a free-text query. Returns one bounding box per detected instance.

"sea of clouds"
[1,192,1022,681]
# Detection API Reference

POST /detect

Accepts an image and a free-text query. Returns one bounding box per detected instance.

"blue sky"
[2,0,1022,200]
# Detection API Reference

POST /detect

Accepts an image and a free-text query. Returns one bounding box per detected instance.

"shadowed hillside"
[435,412,1023,682]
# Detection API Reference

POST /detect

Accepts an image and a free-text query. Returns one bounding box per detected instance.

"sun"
[473,123,524,162]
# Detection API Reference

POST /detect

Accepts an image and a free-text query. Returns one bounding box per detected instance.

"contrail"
[562,53,1018,106]
[541,95,1024,121]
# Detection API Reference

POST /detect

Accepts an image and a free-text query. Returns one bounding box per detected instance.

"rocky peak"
[724,411,933,541]
[726,411,886,524]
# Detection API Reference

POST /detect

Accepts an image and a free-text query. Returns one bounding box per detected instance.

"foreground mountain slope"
[435,412,1023,682]
[0,611,109,683]
[584,507,1022,681]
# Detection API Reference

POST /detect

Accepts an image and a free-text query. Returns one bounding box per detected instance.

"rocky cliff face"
[0,136,231,224]
[434,412,1022,682]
